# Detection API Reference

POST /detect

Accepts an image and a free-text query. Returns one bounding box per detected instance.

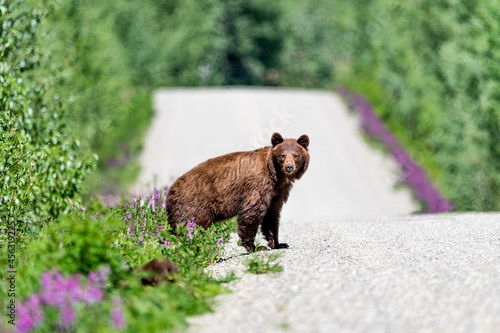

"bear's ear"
[297,134,309,149]
[271,132,284,146]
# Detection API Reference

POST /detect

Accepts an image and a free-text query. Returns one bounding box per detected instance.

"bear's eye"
[280,154,285,159]
[293,154,298,160]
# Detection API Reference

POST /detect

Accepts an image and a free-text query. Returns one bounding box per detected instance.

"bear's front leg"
[261,206,288,250]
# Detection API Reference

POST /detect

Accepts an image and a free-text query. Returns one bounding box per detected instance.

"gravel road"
[189,213,500,333]
[135,88,500,332]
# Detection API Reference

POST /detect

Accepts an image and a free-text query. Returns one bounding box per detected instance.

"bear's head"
[269,132,309,181]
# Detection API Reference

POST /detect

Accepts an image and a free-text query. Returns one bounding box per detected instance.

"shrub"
[0,0,95,230]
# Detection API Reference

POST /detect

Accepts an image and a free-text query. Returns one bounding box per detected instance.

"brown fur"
[139,258,179,286]
[166,133,310,252]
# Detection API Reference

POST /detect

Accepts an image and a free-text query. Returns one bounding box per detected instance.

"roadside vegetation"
[244,252,284,275]
[8,192,237,332]
[1,0,498,331]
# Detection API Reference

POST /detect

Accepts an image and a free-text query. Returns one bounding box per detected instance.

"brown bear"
[166,132,310,252]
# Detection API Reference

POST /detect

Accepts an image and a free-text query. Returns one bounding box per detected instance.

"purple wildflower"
[60,307,76,329]
[187,217,196,230]
[67,197,74,210]
[125,203,129,210]
[40,270,65,307]
[148,195,155,212]
[217,238,223,246]
[88,265,110,289]
[185,218,197,242]
[82,283,103,304]
[26,295,44,324]
[66,275,82,304]
[155,188,160,203]
[110,296,126,329]
[18,267,110,333]
[17,303,35,333]
[133,196,137,209]
[81,205,86,216]
[17,295,44,333]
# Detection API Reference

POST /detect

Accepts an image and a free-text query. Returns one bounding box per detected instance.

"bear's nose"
[285,163,294,173]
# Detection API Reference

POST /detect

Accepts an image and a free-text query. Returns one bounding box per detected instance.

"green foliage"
[1,0,155,213]
[243,251,283,274]
[114,0,285,87]
[14,211,124,299]
[0,0,95,229]
[332,0,500,210]
[37,0,155,199]
[5,194,235,331]
[121,277,220,332]
[109,0,339,88]
[277,0,336,88]
[32,0,133,154]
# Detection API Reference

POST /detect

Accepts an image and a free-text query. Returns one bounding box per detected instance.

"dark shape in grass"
[139,258,179,286]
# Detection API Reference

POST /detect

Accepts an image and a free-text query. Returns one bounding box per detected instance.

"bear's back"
[184,147,270,183]
[166,146,273,227]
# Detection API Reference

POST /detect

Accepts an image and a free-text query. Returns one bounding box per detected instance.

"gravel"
[188,213,500,333]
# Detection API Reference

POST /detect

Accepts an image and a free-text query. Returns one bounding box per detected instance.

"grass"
[243,251,284,275]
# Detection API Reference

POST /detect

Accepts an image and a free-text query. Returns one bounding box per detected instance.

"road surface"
[190,213,500,333]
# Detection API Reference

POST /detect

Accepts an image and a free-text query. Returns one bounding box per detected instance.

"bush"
[30,0,133,154]
[0,0,95,230]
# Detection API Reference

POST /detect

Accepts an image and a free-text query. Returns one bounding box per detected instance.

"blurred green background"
[3,0,500,226]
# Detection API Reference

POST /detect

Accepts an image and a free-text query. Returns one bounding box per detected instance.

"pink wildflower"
[110,296,126,329]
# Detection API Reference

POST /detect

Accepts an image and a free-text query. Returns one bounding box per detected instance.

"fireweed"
[17,266,126,333]
[337,88,454,213]
[123,189,173,247]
